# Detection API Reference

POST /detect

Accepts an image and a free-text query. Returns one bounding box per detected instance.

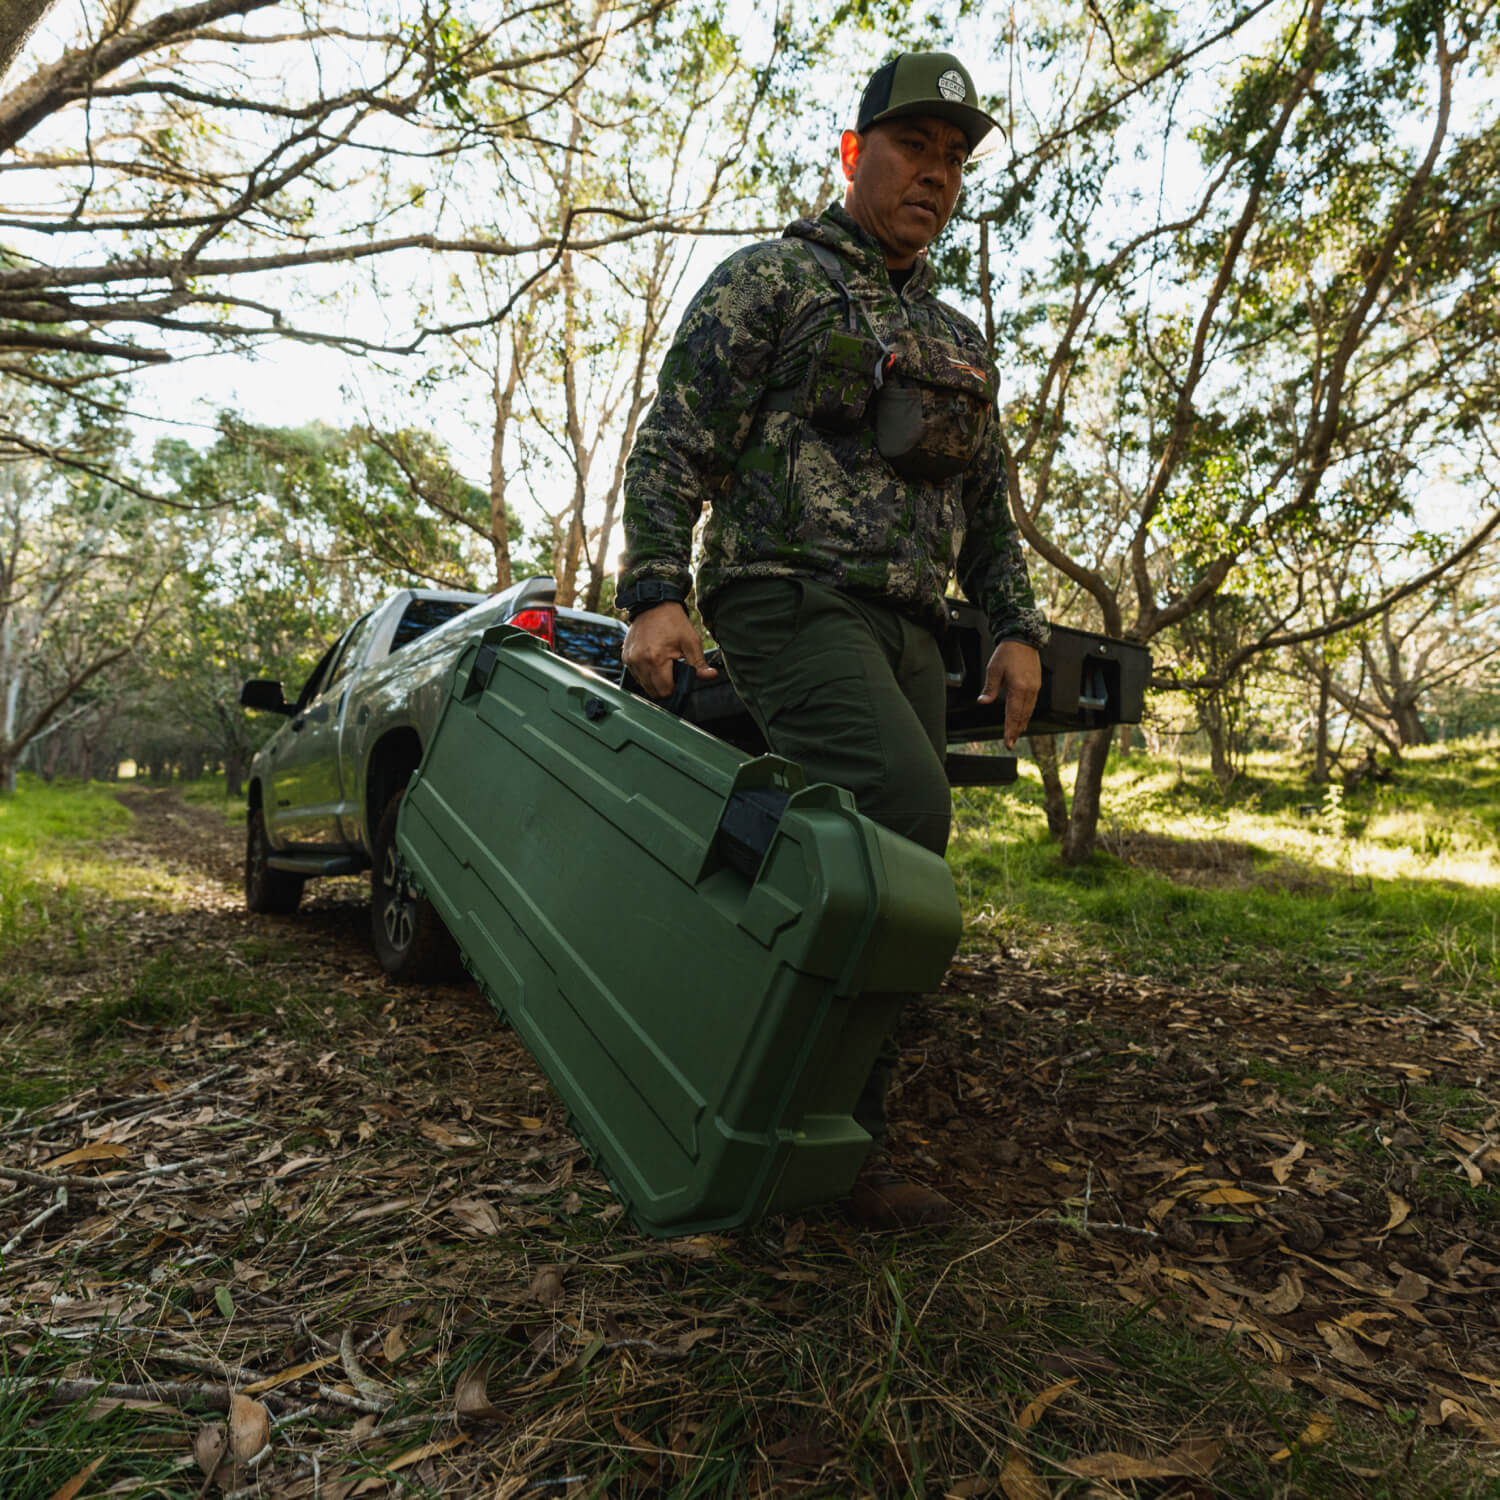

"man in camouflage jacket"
[618,51,1046,1229]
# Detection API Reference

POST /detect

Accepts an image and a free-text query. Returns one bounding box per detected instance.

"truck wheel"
[245,804,303,914]
[371,792,463,981]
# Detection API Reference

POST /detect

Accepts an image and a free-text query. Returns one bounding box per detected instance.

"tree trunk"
[0,0,57,84]
[1312,664,1332,782]
[1200,691,1238,791]
[1393,697,1428,747]
[584,237,673,613]
[1117,723,1131,756]
[1030,734,1069,838]
[1060,727,1112,864]
[225,747,245,800]
[552,93,591,608]
[488,355,519,592]
[554,252,592,610]
[0,750,15,795]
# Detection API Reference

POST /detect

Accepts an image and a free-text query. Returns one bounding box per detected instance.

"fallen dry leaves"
[921,948,1500,1463]
[193,1393,272,1490]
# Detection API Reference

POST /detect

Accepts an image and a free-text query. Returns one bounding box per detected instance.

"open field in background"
[0,748,1497,1499]
[950,737,1500,1005]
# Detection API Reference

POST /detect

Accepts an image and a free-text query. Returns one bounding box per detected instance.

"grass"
[949,735,1500,1002]
[0,774,357,1115]
[0,1336,202,1500]
[390,1238,1480,1499]
[178,772,249,824]
[75,954,282,1042]
[0,775,132,955]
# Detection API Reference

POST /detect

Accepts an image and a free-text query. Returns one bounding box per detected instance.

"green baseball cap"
[855,51,1001,154]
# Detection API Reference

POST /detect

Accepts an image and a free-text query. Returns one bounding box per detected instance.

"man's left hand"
[978,641,1041,749]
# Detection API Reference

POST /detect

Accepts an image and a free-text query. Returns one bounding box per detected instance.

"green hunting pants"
[708,578,951,1149]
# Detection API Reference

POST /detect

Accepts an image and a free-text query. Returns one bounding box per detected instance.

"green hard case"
[397,625,962,1237]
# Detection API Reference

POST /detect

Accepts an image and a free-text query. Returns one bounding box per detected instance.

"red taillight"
[507,606,556,649]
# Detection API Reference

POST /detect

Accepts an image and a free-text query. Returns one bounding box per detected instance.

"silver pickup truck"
[239,576,626,978]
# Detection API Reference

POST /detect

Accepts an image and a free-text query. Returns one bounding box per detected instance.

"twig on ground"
[0,1066,240,1141]
[307,1379,390,1415]
[1402,1006,1445,1027]
[1,1185,67,1255]
[139,1348,274,1388]
[1062,1046,1103,1067]
[0,1369,389,1416]
[0,1164,108,1191]
[299,1319,338,1355]
[102,1145,250,1186]
[1051,1215,1161,1239]
[271,1403,321,1433]
[0,1375,240,1409]
[5,1319,184,1340]
[340,1326,390,1402]
[0,1145,246,1198]
[602,1338,690,1359]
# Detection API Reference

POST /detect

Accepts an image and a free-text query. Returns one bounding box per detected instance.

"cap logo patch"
[937,69,967,102]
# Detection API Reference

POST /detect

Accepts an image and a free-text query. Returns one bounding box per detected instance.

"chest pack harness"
[761,241,998,482]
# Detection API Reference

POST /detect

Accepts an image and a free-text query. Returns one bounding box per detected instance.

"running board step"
[267,852,369,877]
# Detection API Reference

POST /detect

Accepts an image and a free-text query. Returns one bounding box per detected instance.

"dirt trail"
[101,784,557,1133]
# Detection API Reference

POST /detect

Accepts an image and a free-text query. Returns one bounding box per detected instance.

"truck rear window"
[392,598,476,653]
[556,616,625,680]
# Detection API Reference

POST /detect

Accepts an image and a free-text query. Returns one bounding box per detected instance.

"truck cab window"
[391,597,475,653]
[323,612,377,695]
[292,637,343,713]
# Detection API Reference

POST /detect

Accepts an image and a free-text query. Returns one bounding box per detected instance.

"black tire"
[370,791,463,981]
[245,802,304,914]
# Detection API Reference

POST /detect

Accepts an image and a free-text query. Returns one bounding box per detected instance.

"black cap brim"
[863,98,1002,155]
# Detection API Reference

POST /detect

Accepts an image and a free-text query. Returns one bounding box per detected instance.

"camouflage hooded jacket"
[619,203,1048,647]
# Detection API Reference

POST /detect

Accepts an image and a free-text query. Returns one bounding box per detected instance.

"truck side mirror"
[240,679,291,714]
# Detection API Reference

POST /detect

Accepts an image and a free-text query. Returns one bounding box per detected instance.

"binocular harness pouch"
[763,241,997,483]
[873,327,996,481]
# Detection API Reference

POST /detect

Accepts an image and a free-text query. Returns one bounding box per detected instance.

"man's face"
[841,116,968,268]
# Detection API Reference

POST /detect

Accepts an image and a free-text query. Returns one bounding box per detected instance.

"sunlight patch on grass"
[0,775,131,846]
[950,737,1500,1000]
[179,774,249,824]
[0,777,211,954]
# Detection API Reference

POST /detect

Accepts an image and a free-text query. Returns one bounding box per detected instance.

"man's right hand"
[620,603,718,699]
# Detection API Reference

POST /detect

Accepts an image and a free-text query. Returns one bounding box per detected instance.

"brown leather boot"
[846,1161,957,1231]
